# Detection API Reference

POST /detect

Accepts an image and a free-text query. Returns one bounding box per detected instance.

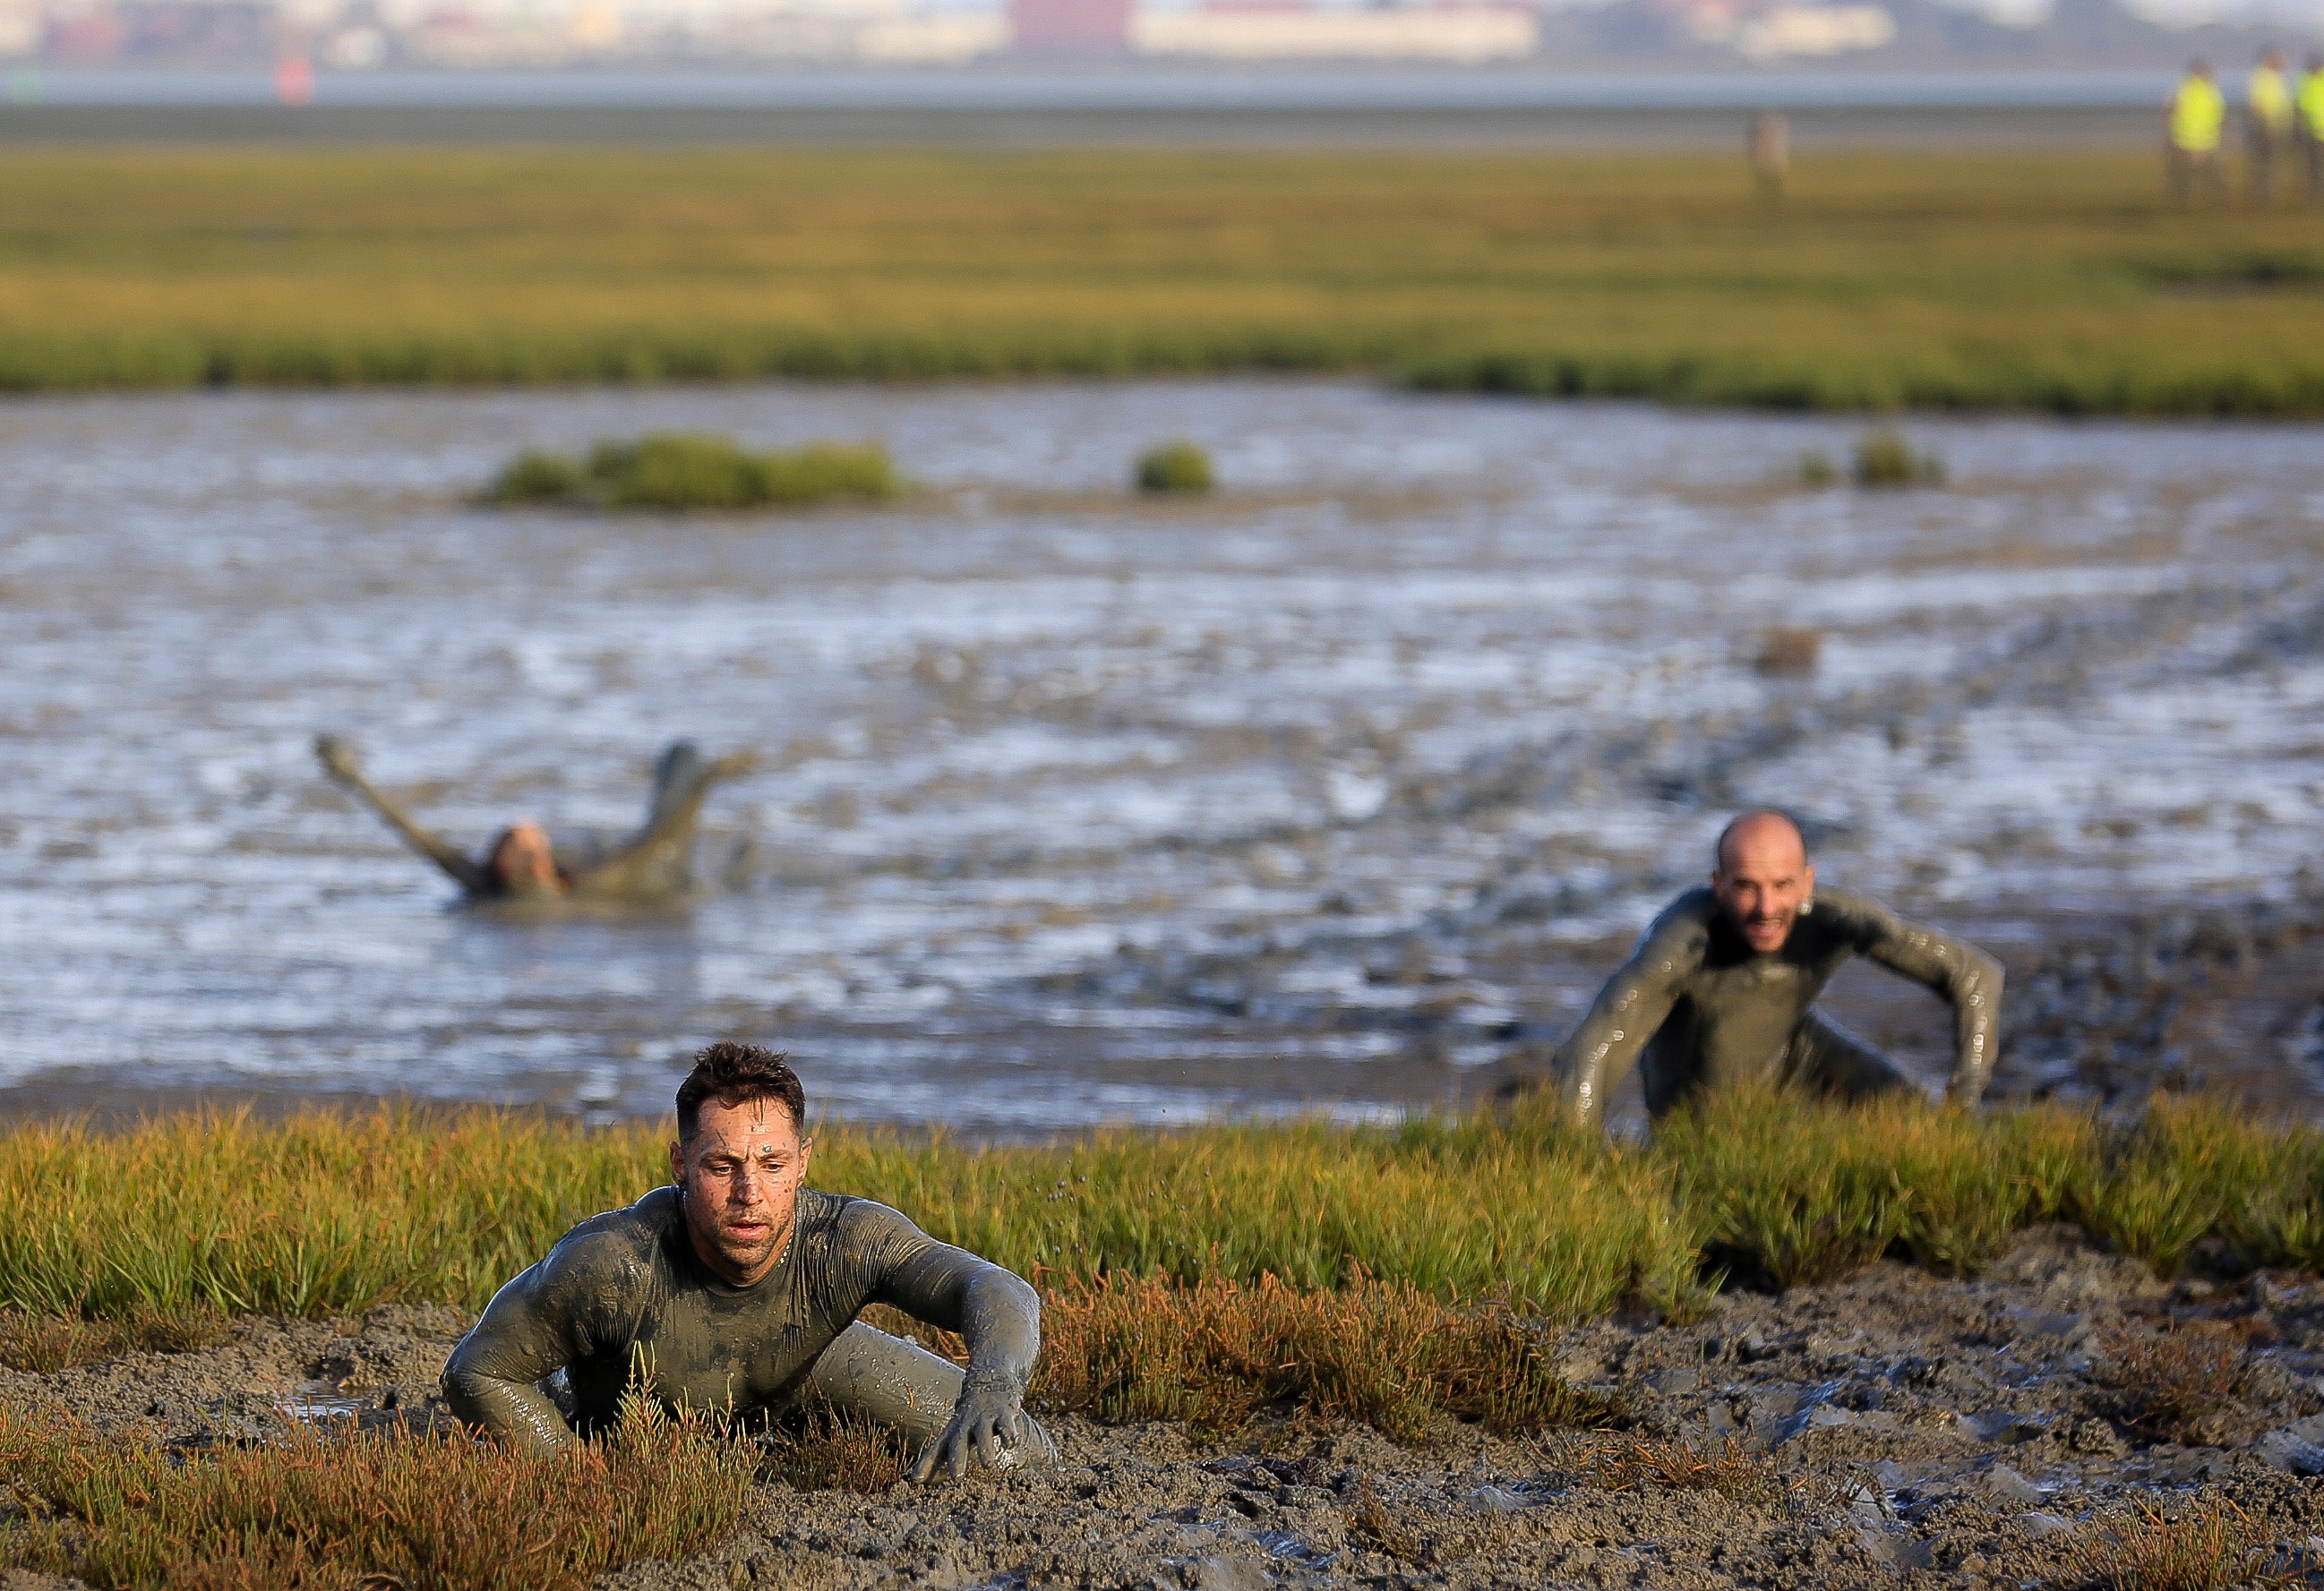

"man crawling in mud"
[443,1042,1054,1478]
[314,733,751,902]
[1509,809,2003,1127]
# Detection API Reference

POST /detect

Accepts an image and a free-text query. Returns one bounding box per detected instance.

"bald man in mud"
[444,1042,1054,1478]
[1510,810,2003,1127]
[315,734,751,903]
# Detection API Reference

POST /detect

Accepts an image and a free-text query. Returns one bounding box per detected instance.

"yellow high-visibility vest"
[2250,65,2294,133]
[2299,68,2324,138]
[2172,75,2225,152]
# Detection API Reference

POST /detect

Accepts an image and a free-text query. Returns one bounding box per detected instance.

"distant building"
[1009,0,1128,50]
[1131,1,1536,60]
[1733,2,1893,56]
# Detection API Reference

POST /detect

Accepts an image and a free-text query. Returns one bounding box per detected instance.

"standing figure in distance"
[2247,47,2296,201]
[1748,110,1789,204]
[315,733,752,902]
[2295,52,2324,201]
[2166,61,2229,205]
[1503,810,2003,1130]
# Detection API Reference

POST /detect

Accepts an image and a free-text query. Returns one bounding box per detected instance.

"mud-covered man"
[316,734,751,903]
[1510,810,2003,1127]
[443,1043,1054,1479]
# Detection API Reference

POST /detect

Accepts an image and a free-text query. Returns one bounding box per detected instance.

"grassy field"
[1,147,2321,413]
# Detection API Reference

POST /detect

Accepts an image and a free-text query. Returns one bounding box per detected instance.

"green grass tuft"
[1135,441,1216,495]
[1853,427,1946,488]
[490,433,901,512]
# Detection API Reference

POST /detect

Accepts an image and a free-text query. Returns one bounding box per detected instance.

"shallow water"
[3,381,2320,1128]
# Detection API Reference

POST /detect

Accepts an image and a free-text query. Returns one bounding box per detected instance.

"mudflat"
[10,1226,2324,1588]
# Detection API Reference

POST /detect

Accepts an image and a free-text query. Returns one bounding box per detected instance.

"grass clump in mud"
[0,1304,227,1373]
[1589,1435,1787,1503]
[0,1393,754,1591]
[1135,441,1215,495]
[758,1401,913,1494]
[487,433,901,511]
[2097,1324,2254,1447]
[2062,1495,2284,1591]
[1034,1272,1623,1441]
[1852,427,1945,488]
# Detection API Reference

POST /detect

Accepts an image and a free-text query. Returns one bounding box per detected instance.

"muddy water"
[2,381,2320,1129]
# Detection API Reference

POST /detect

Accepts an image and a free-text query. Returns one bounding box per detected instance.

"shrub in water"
[488,449,585,504]
[1852,427,1944,488]
[486,433,901,512]
[1136,441,1215,495]
[1797,449,1837,487]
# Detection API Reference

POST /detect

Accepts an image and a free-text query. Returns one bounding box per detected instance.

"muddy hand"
[313,733,362,783]
[911,1374,1026,1483]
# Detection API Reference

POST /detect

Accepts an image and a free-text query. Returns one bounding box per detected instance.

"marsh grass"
[1588,1435,1786,1503]
[1,1091,2320,1349]
[1135,441,1215,494]
[2097,1324,2251,1447]
[1033,1272,1622,1441]
[0,1304,226,1373]
[2062,1496,2285,1591]
[489,434,900,511]
[4,150,2324,415]
[0,1393,754,1591]
[758,1401,911,1494]
[1853,427,1946,488]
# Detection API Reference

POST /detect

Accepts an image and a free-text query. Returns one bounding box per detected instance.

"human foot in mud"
[1508,809,2003,1127]
[314,733,752,904]
[444,1044,1056,1479]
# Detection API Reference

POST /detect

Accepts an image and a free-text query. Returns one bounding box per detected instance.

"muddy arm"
[844,1203,1042,1480]
[1842,896,2006,1106]
[314,735,491,895]
[441,1245,607,1457]
[1543,916,1694,1130]
[570,742,755,899]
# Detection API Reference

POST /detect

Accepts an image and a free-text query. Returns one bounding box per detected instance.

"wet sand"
[12,1226,2324,1588]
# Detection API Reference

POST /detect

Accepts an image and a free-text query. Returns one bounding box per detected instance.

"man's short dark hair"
[676,1041,806,1140]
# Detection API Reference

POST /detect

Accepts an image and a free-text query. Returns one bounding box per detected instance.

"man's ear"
[797,1137,814,1179]
[668,1138,685,1187]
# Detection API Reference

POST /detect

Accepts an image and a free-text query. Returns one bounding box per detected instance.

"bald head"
[1715,809,1808,874]
[1711,809,1814,954]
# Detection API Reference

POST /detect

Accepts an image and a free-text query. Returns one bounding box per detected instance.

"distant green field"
[2,146,2321,413]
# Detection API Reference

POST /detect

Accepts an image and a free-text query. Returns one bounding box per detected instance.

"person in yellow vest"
[2167,60,2228,203]
[2247,48,2295,201]
[2298,52,2324,202]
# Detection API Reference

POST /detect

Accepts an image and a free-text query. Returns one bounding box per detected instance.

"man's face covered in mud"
[668,1096,815,1287]
[1711,812,1815,956]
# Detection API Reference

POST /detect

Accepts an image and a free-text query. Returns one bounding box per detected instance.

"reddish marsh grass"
[2063,1496,2285,1591]
[0,1395,753,1591]
[1033,1271,1624,1441]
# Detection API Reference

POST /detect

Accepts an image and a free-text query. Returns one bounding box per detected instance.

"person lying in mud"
[443,1042,1054,1480]
[1506,809,2003,1127]
[313,733,751,902]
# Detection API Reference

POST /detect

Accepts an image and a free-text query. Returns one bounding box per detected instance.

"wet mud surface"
[5,381,2324,1129]
[13,1227,2324,1588]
